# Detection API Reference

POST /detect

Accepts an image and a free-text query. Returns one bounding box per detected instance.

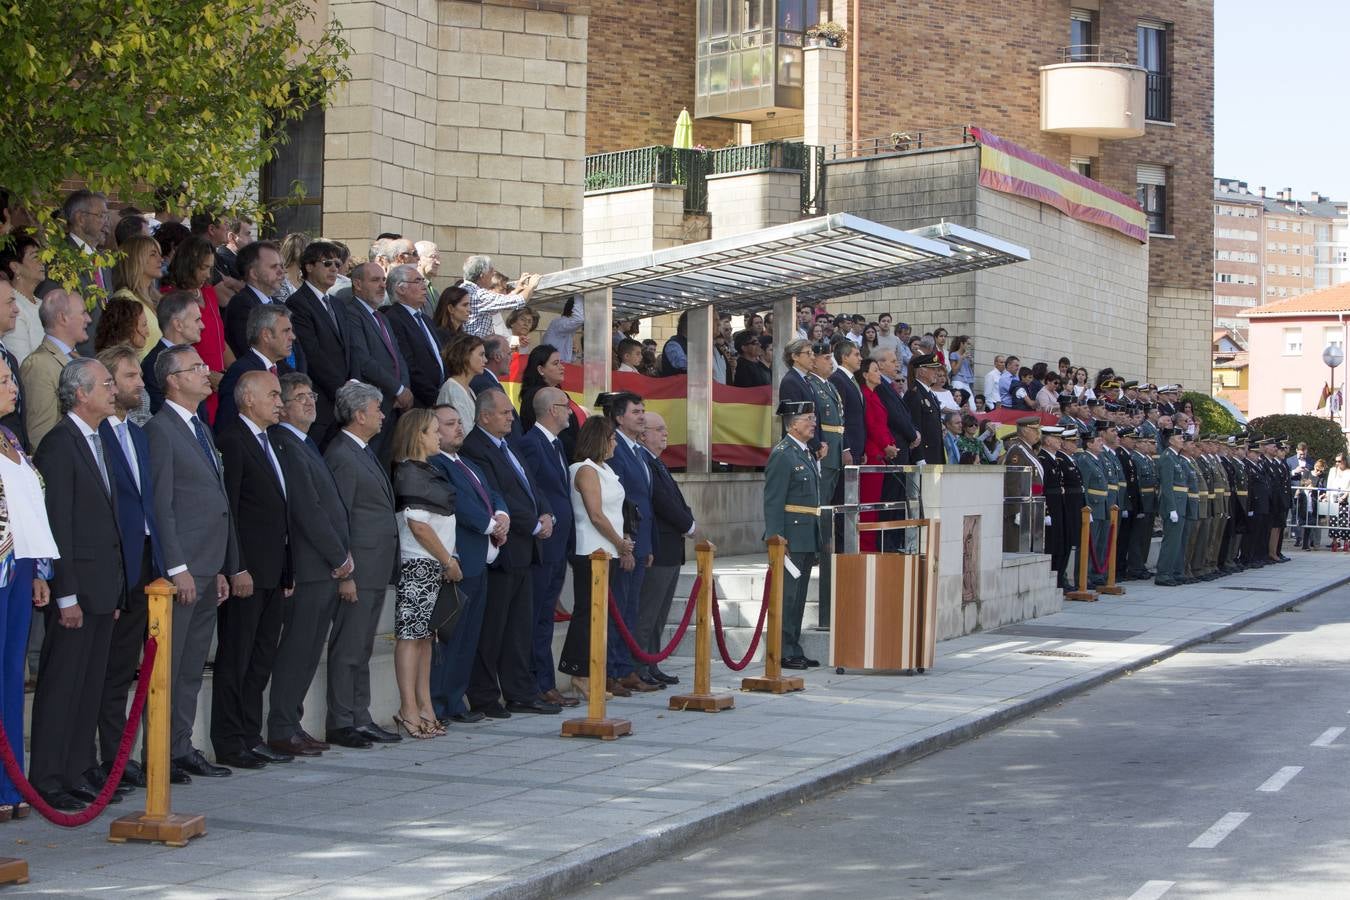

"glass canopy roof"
[530,214,1030,319]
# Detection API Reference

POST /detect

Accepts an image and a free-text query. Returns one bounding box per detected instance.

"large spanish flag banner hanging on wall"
[501,357,774,469]
[969,126,1149,244]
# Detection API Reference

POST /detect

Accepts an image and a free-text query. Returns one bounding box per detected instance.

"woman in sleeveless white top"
[558,420,634,691]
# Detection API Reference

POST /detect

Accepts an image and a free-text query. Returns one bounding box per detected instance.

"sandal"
[392,713,433,740]
[0,805,13,823]
[419,715,447,737]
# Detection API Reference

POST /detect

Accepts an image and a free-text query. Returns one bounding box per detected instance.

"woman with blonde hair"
[390,408,461,738]
[277,232,310,301]
[110,234,164,360]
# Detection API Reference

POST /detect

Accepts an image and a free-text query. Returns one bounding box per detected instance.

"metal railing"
[825,125,977,162]
[1145,72,1171,121]
[1003,466,1046,554]
[835,464,924,555]
[1056,44,1134,64]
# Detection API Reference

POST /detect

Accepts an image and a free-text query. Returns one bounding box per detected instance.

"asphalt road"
[573,585,1350,899]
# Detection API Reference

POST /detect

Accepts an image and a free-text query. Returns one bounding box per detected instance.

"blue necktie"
[552,437,567,480]
[191,416,218,474]
[305,435,322,458]
[499,438,534,504]
[414,311,444,377]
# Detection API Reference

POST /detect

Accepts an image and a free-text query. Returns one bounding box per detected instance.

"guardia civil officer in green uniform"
[1186,436,1213,580]
[1124,426,1158,580]
[1220,436,1249,572]
[807,341,844,628]
[1074,429,1110,588]
[1155,427,1188,585]
[1178,435,1203,582]
[1102,417,1135,577]
[763,400,822,670]
[1203,436,1230,576]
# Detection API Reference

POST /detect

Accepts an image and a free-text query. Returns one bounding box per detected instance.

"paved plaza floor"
[6,552,1349,899]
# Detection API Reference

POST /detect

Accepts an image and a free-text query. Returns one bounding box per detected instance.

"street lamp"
[1323,344,1344,424]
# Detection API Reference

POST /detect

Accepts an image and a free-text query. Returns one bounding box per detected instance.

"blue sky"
[1215,0,1350,201]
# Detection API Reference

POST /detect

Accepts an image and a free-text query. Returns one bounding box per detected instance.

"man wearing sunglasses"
[286,241,356,450]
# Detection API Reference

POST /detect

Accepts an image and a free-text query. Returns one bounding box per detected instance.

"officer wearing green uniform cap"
[763,400,821,669]
[1155,427,1188,585]
[806,341,844,628]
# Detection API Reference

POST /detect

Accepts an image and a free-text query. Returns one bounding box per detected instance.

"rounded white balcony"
[1040,61,1147,139]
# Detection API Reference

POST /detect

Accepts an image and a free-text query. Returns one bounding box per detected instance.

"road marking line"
[1311,727,1345,747]
[1257,766,1303,792]
[1189,812,1250,849]
[1127,882,1175,900]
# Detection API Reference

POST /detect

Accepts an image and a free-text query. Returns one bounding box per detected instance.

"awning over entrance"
[531,214,1030,320]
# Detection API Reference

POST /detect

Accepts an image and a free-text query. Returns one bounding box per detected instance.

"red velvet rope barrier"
[0,635,158,827]
[709,571,771,672]
[1086,521,1116,576]
[607,577,699,665]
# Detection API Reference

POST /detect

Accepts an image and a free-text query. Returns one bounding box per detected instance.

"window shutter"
[1136,164,1167,186]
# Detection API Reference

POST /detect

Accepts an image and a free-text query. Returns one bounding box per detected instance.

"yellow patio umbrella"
[673,107,694,149]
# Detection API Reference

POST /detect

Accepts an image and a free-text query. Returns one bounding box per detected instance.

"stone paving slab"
[3,553,1348,899]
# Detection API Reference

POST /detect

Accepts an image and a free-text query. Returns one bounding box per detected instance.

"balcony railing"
[825,125,977,162]
[1056,44,1134,64]
[1145,72,1171,121]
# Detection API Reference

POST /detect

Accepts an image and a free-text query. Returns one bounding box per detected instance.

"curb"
[468,571,1350,900]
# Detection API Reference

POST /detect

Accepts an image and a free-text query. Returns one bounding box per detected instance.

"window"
[1069,9,1096,60]
[1283,389,1303,415]
[1070,156,1092,179]
[261,102,324,238]
[1136,164,1167,234]
[1325,327,1343,351]
[1137,22,1170,121]
[1284,328,1303,356]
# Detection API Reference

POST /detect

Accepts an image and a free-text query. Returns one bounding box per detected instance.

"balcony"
[1039,46,1146,139]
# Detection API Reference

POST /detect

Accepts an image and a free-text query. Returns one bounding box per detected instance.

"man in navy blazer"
[214,304,296,432]
[635,412,693,688]
[286,241,354,449]
[381,264,446,408]
[829,340,865,468]
[341,263,412,461]
[514,387,578,708]
[604,391,659,693]
[459,390,558,716]
[223,240,286,359]
[428,404,508,724]
[874,349,921,552]
[91,347,164,792]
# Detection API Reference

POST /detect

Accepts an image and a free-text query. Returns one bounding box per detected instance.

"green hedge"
[1180,391,1241,436]
[1247,414,1348,465]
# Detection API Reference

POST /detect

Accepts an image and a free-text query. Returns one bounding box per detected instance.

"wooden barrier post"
[1099,505,1125,595]
[743,536,805,693]
[671,541,734,712]
[561,551,632,739]
[1065,506,1098,602]
[109,578,206,847]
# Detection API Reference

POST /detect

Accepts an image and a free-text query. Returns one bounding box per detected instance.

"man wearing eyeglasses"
[59,189,113,357]
[145,343,241,780]
[381,264,446,408]
[286,241,355,449]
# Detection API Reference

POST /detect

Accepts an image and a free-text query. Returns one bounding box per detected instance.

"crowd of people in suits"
[0,191,712,818]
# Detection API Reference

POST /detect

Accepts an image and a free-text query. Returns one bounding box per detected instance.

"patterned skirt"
[395,557,441,640]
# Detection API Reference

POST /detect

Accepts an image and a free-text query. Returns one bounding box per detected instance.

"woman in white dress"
[435,333,487,431]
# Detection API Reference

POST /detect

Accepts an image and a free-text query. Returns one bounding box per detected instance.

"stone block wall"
[1146,285,1213,388]
[705,170,804,239]
[583,183,689,264]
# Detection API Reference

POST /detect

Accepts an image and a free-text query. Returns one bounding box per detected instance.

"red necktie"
[453,457,491,510]
[268,364,278,375]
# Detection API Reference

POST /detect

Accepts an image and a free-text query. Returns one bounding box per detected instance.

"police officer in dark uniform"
[1111,424,1140,578]
[1058,428,1087,592]
[1038,426,1068,587]
[902,353,945,465]
[1243,439,1271,567]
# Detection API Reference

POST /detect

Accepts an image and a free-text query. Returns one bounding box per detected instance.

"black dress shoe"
[638,673,668,690]
[650,667,680,685]
[217,751,267,770]
[175,749,231,778]
[355,723,403,744]
[325,727,373,749]
[505,698,561,715]
[118,759,147,788]
[38,790,85,812]
[782,656,809,670]
[170,764,193,785]
[450,711,486,724]
[83,766,134,796]
[476,704,512,720]
[68,780,121,804]
[250,743,293,763]
[802,657,821,667]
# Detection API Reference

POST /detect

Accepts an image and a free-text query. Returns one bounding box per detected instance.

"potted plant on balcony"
[805,21,846,48]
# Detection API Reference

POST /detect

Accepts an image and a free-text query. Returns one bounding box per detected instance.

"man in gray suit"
[266,373,355,758]
[145,344,239,779]
[323,381,402,748]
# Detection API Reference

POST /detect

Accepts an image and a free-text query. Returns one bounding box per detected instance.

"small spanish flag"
[1317,381,1333,409]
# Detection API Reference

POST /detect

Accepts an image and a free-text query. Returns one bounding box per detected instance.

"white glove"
[1088,512,1094,523]
[1169,510,1179,523]
[1013,513,1022,526]
[1121,510,1130,519]
[1044,515,1052,526]
[1248,511,1254,517]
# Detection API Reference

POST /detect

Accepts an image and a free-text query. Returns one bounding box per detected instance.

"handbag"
[430,580,464,644]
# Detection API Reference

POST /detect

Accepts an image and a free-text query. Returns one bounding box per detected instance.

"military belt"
[1236,490,1248,496]
[1140,487,1156,493]
[784,504,819,515]
[1087,489,1107,497]
[1172,486,1188,492]
[1187,492,1199,498]
[820,424,844,434]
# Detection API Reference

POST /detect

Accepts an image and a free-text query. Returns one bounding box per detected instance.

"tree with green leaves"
[0,0,349,291]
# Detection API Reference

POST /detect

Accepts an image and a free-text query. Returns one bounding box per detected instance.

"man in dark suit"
[31,358,125,810]
[287,241,354,448]
[429,404,508,724]
[145,344,239,779]
[211,371,294,769]
[267,374,353,757]
[215,304,296,431]
[829,340,866,469]
[61,190,113,357]
[777,339,823,450]
[873,348,920,551]
[89,346,164,793]
[460,389,559,716]
[381,264,446,408]
[0,281,28,451]
[340,263,412,460]
[515,387,578,708]
[472,335,522,439]
[903,353,946,465]
[731,330,772,388]
[323,381,402,747]
[223,240,286,360]
[604,391,660,695]
[635,411,693,687]
[143,291,205,416]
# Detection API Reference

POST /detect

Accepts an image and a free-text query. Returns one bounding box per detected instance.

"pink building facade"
[1241,283,1350,430]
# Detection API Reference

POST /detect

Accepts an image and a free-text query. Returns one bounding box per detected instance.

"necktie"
[191,415,219,474]
[365,443,382,469]
[498,438,534,502]
[551,437,567,480]
[258,431,285,496]
[320,293,340,331]
[268,363,278,375]
[89,432,110,494]
[371,310,401,380]
[414,312,444,377]
[304,435,323,458]
[453,457,491,510]
[116,421,139,491]
[94,268,105,290]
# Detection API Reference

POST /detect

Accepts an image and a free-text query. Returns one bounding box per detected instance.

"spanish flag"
[1318,382,1332,410]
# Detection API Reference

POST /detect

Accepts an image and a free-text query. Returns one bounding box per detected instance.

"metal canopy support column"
[686,305,714,474]
[583,288,613,408]
[772,294,797,410]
